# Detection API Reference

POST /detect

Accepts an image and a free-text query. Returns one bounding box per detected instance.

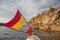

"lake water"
[33,30,60,40]
[0,26,60,40]
[0,26,28,40]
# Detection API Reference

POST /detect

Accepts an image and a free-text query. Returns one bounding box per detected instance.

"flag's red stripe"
[26,28,32,34]
[4,10,22,27]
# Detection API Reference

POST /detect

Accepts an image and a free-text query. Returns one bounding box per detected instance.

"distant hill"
[0,23,3,26]
[29,6,60,31]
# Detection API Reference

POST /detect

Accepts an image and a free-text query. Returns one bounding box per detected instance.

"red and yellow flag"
[3,10,32,34]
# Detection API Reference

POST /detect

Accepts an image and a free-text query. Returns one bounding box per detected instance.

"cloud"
[0,17,10,23]
[0,0,60,22]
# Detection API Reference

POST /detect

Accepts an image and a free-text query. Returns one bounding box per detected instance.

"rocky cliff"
[29,6,60,31]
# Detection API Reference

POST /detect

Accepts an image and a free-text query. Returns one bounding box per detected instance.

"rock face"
[29,6,60,31]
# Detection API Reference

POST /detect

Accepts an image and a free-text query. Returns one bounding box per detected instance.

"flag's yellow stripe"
[11,17,26,30]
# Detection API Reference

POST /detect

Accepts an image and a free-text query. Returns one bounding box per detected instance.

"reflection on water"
[0,26,60,40]
[33,30,60,40]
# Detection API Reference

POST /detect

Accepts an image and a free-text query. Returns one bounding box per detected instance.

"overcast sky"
[0,0,60,23]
